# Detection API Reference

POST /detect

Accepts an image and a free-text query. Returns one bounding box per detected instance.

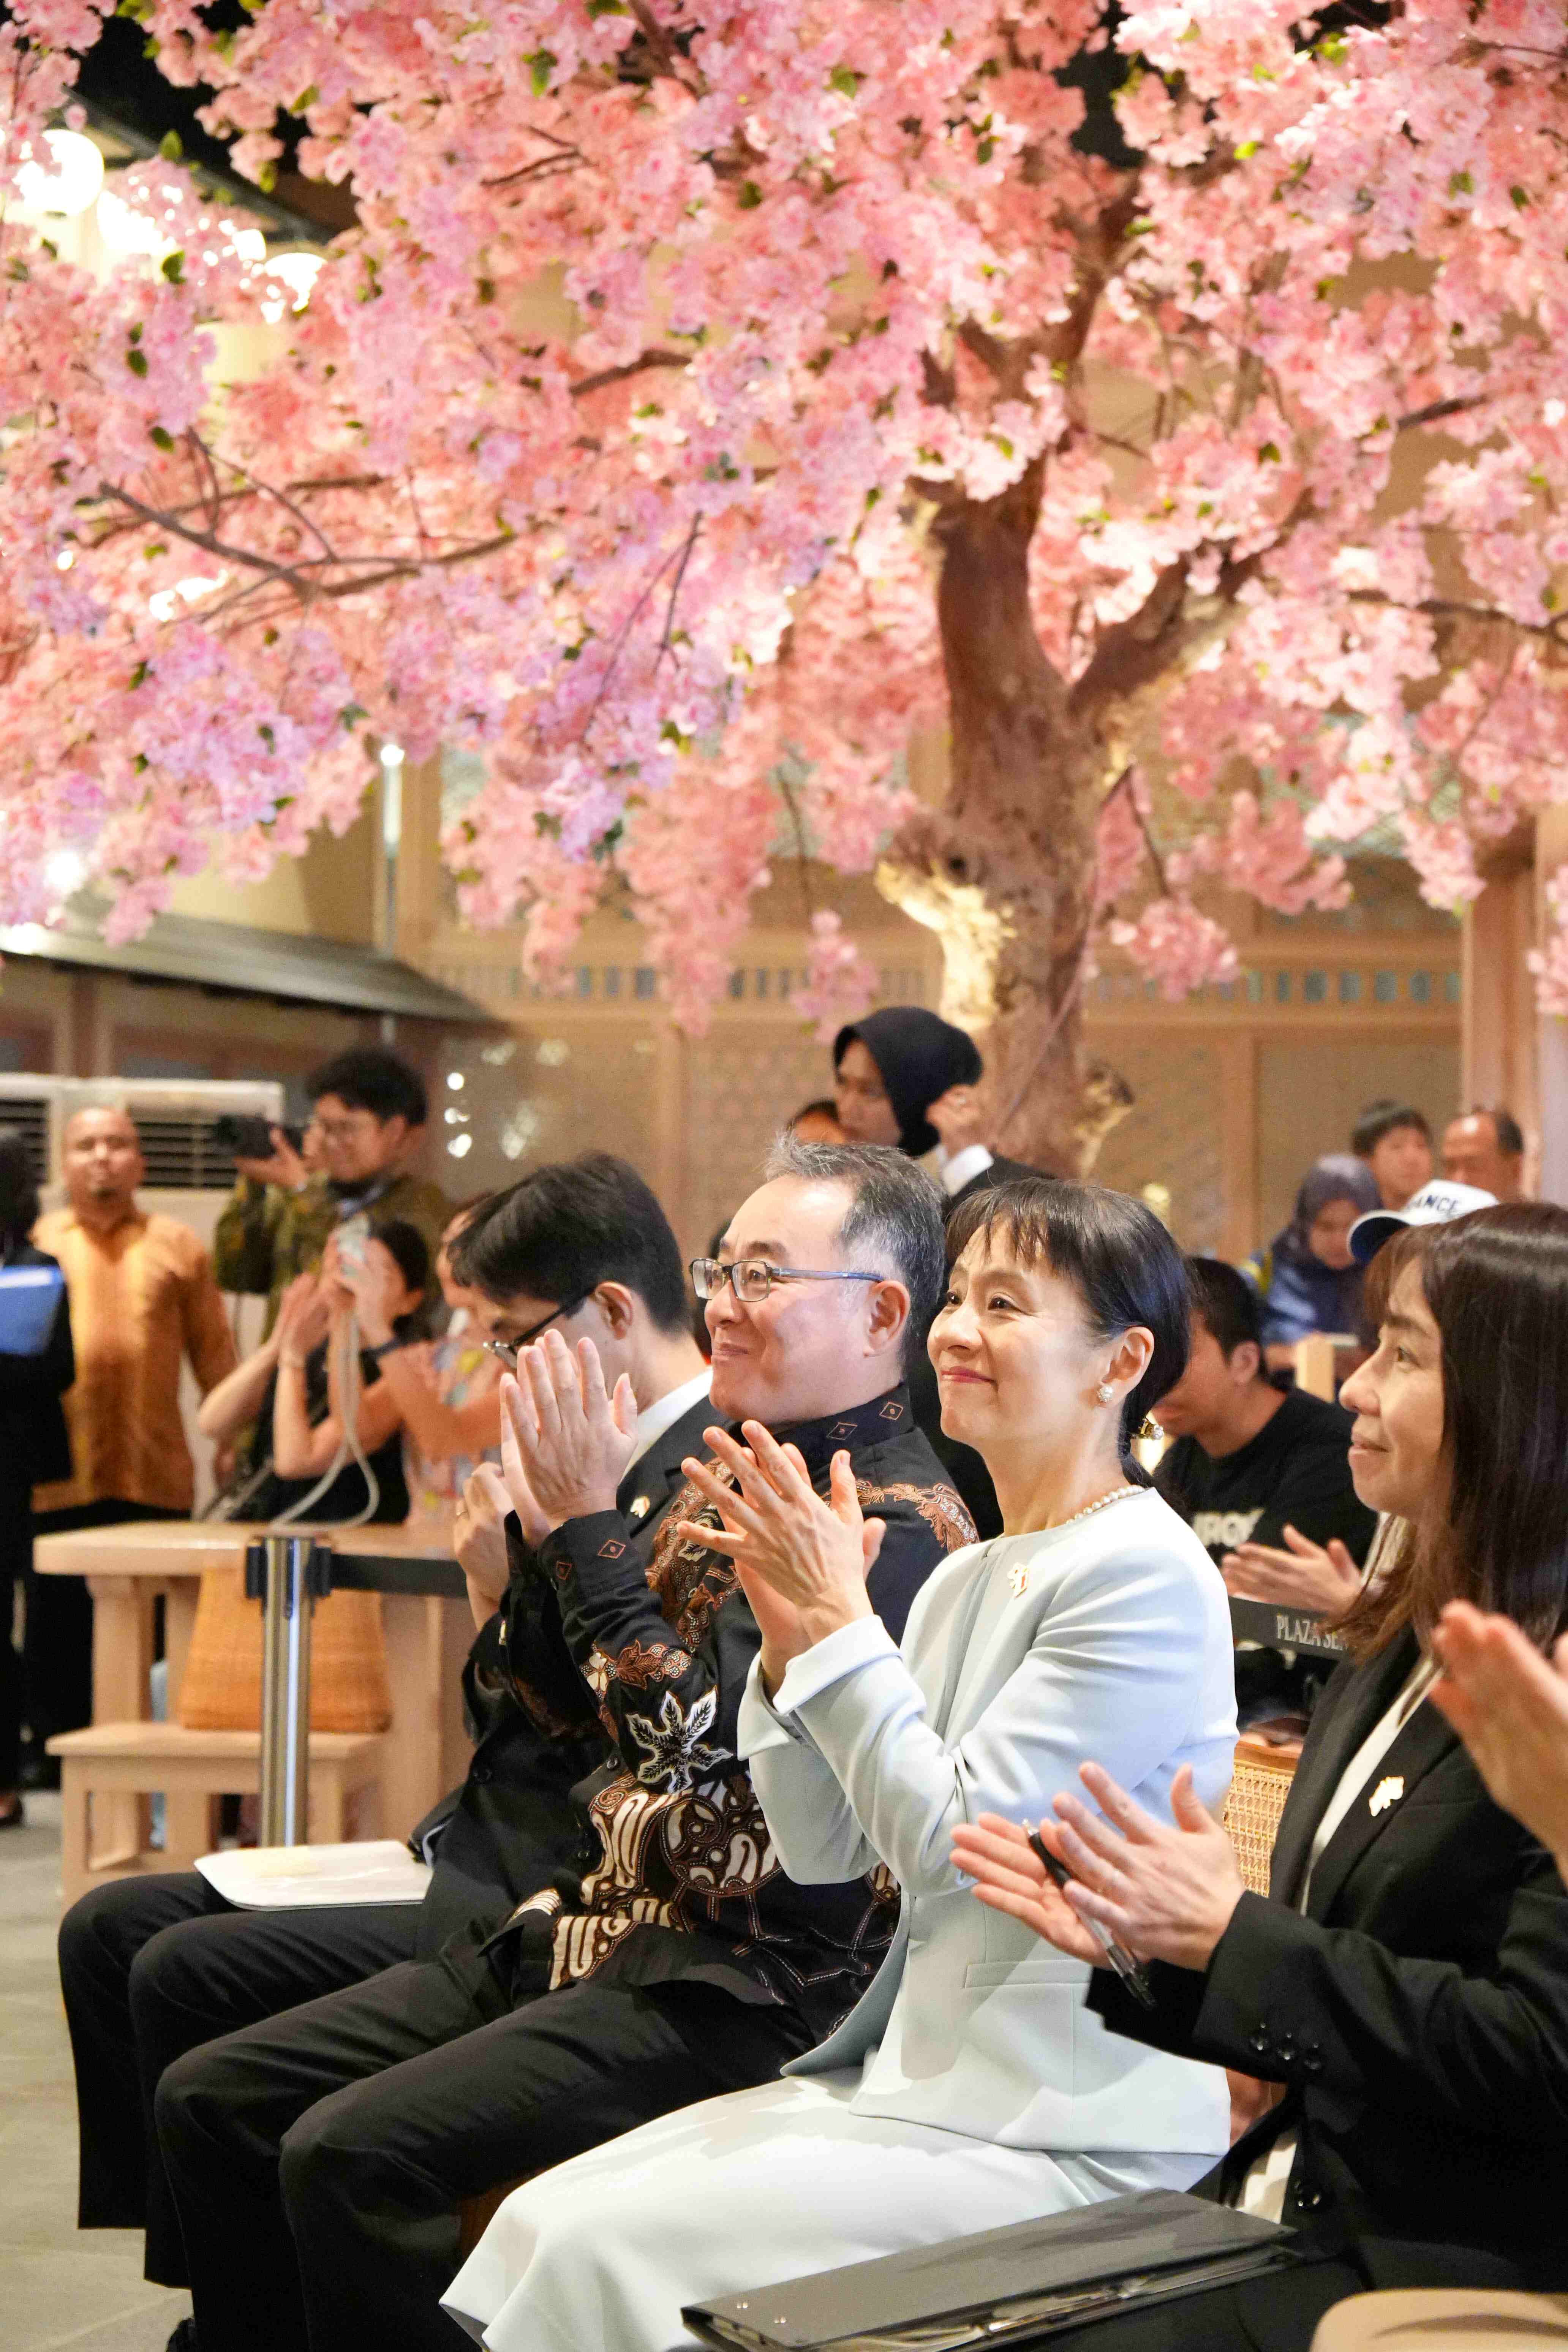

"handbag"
[682,2189,1298,2352]
[0,1262,65,1357]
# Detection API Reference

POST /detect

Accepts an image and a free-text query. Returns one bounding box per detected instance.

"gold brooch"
[628,1495,651,1520]
[1369,1776,1404,1817]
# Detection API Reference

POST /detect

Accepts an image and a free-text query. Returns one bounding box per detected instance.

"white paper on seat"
[195,1841,433,1909]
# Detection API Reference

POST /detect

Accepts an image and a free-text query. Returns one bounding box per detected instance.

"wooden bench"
[47,1722,386,1906]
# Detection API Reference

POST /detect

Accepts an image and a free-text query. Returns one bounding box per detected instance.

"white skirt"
[442,2066,1214,2352]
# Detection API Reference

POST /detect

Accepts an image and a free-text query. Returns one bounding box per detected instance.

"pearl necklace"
[1007,1484,1143,1598]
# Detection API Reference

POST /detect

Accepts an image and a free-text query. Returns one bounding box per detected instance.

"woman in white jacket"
[445,1171,1238,2352]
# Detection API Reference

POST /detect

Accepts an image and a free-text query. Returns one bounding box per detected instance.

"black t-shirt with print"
[1155,1386,1377,1571]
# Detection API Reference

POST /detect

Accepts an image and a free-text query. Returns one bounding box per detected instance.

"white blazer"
[737,1487,1237,2155]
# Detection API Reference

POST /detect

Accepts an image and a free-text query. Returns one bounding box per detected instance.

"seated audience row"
[53,1124,1568,2352]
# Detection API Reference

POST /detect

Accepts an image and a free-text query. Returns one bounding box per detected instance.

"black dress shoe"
[167,2320,198,2352]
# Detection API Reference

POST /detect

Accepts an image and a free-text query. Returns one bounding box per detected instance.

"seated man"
[57,1153,713,2331]
[128,1142,971,2352]
[1154,1256,1377,1723]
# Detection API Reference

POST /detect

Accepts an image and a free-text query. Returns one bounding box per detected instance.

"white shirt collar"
[628,1368,713,1470]
[937,1143,995,1197]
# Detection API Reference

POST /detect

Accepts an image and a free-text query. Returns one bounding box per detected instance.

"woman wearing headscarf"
[833,1007,1038,1533]
[1247,1154,1380,1370]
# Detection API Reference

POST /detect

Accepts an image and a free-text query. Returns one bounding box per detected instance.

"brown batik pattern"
[855,1479,977,1555]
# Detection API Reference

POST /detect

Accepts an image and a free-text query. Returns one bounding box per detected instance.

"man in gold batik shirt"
[27,1106,236,1761]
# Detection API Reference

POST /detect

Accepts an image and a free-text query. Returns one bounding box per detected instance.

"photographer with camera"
[213,1046,449,1332]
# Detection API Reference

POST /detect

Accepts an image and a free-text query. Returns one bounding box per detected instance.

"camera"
[211,1115,305,1162]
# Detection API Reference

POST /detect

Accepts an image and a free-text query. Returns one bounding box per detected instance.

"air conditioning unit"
[0,1076,288,1508]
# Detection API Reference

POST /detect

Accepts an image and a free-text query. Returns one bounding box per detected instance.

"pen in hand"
[1027,1827,1156,2009]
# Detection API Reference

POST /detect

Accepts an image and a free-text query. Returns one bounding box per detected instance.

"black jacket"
[1092,1626,1568,2289]
[488,1386,975,2040]
[408,1393,714,1954]
[0,1242,73,1503]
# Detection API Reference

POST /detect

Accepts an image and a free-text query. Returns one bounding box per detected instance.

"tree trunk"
[880,460,1129,1173]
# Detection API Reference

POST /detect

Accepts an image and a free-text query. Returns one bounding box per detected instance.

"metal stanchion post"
[244,1535,333,1847]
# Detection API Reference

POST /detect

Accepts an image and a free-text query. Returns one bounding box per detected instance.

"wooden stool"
[47,1722,386,1906]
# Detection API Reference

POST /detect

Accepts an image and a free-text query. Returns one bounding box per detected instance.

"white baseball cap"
[1349,1178,1498,1265]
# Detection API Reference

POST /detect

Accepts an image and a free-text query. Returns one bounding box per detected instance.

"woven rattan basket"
[177,1568,392,1735]
[1222,1735,1301,1898]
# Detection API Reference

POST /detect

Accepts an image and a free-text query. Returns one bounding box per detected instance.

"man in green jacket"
[214,1045,450,1332]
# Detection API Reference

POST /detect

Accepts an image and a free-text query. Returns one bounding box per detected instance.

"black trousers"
[156,1947,812,2352]
[58,1869,420,2283]
[26,1500,173,1750]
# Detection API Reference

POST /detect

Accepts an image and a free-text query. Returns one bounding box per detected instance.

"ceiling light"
[379,741,405,768]
[447,1132,474,1159]
[45,849,87,898]
[260,251,322,322]
[17,131,104,219]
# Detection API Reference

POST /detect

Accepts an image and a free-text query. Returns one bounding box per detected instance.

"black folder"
[682,2188,1297,2352]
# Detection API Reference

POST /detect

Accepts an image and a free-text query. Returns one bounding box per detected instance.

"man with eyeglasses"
[133,1140,973,2352]
[213,1045,449,1334]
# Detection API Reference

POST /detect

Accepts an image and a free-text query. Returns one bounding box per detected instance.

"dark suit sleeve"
[1093,1857,1568,2144]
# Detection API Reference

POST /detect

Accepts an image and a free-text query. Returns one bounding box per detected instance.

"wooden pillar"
[1462,861,1535,1143]
[1217,1032,1258,1265]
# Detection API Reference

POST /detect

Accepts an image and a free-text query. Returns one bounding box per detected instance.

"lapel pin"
[1369,1775,1404,1817]
[1008,1560,1029,1599]
[628,1495,651,1520]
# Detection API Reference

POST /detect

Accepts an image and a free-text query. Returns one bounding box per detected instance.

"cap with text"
[1348,1178,1498,1266]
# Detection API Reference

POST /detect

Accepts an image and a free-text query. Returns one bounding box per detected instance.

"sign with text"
[1228,1596,1347,1663]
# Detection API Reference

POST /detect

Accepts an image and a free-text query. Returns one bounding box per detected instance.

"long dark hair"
[1335,1203,1568,1655]
[944,1178,1191,1484]
[0,1127,40,1250]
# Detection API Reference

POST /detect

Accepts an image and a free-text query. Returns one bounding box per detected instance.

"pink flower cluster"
[796,910,878,1044]
[0,1,1565,1024]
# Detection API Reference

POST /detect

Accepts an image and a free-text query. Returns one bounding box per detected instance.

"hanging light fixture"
[16,131,105,218]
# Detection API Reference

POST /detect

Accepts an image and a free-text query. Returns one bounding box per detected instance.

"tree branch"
[570,349,690,401]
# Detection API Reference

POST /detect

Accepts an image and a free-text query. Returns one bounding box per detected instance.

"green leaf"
[258,723,276,751]
[737,180,764,209]
[160,251,184,284]
[257,162,278,194]
[1448,169,1473,197]
[129,661,151,689]
[5,257,28,282]
[1234,139,1258,159]
[148,426,175,451]
[586,0,628,15]
[476,276,496,304]
[158,129,183,162]
[526,48,556,93]
[125,348,149,377]
[291,85,319,113]
[828,66,861,98]
[1257,439,1281,462]
[263,627,280,646]
[338,702,368,730]
[1511,185,1530,210]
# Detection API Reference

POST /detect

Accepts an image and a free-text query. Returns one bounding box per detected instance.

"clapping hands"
[497,1327,639,1535]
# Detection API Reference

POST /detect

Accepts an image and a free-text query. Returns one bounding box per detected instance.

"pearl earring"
[1096,1382,1115,1405]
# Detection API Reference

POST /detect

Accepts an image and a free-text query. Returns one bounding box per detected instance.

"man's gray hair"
[762,1133,946,1370]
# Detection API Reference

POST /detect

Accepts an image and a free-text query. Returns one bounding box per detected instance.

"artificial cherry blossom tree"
[2,1,1567,1163]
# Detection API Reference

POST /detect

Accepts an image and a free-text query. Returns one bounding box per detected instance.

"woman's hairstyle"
[1335,1203,1568,1655]
[944,1178,1191,1483]
[371,1218,432,1302]
[0,1126,40,1246]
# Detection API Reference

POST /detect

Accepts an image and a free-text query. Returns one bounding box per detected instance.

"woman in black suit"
[0,1127,73,1824]
[954,1201,1568,2349]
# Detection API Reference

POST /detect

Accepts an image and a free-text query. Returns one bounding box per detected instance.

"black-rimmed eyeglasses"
[482,1293,589,1369]
[690,1257,888,1303]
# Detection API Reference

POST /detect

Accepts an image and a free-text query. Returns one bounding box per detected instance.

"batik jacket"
[490,1385,976,2042]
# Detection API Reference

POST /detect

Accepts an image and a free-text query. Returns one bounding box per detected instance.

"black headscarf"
[833,1007,983,1157]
